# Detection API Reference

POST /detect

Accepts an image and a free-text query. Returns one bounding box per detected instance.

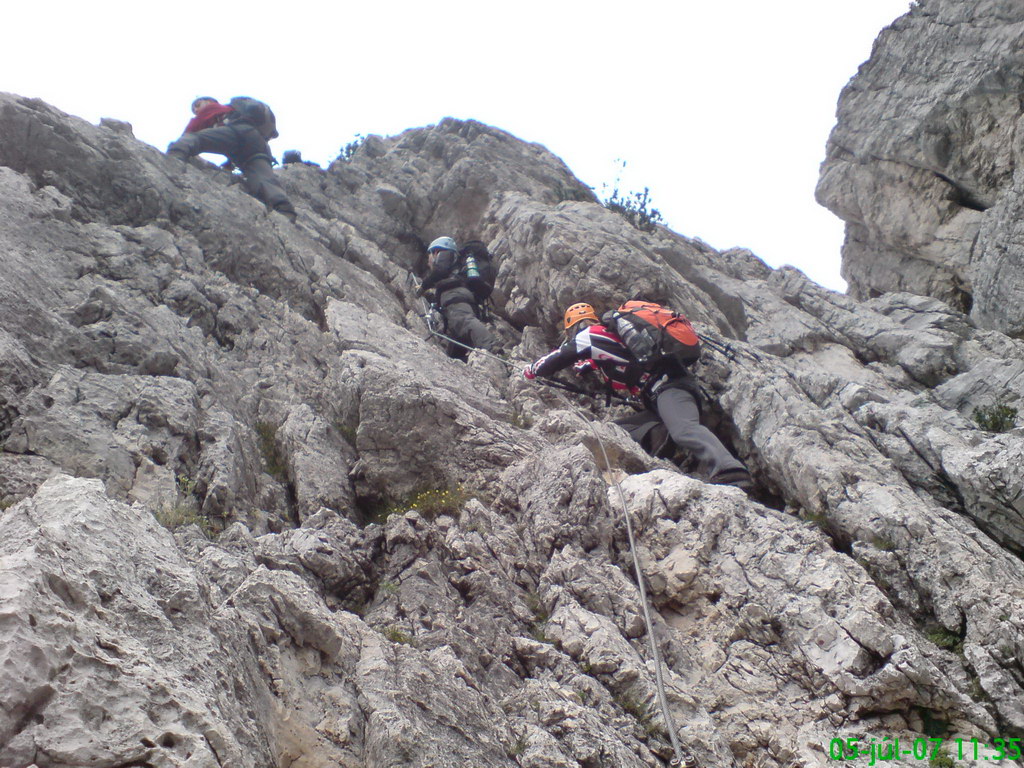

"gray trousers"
[167,123,296,216]
[440,288,497,353]
[653,386,745,477]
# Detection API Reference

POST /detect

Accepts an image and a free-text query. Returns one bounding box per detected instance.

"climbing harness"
[414,274,511,366]
[421,297,444,336]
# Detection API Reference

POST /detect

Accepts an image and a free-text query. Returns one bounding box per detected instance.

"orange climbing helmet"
[563,302,599,331]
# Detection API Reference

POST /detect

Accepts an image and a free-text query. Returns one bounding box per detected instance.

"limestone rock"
[1,85,1022,767]
[817,0,1024,336]
[0,475,271,768]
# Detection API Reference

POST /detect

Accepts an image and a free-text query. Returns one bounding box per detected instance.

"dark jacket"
[421,250,465,294]
[422,250,478,307]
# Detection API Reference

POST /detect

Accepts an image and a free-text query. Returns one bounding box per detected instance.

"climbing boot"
[710,467,753,492]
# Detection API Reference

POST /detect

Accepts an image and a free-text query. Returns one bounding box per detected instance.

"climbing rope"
[586,419,692,768]
[525,373,694,766]
[423,323,514,367]
[533,376,637,406]
[416,293,512,368]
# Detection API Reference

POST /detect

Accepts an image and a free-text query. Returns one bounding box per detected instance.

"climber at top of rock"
[166,96,298,224]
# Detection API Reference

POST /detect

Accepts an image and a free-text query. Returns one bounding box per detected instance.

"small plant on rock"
[525,590,552,644]
[525,591,549,624]
[334,420,358,446]
[176,473,197,497]
[925,627,963,655]
[510,408,534,430]
[972,401,1018,432]
[382,626,412,645]
[397,485,469,521]
[528,625,553,644]
[507,736,528,757]
[604,186,664,232]
[917,706,951,739]
[154,503,212,537]
[802,510,829,530]
[616,693,662,738]
[554,182,594,204]
[363,485,474,526]
[870,534,896,551]
[338,134,365,162]
[969,675,991,703]
[154,474,213,538]
[601,159,664,233]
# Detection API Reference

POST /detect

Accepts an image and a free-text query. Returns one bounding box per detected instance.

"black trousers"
[168,123,296,216]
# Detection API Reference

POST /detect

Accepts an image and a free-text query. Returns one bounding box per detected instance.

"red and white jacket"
[530,324,648,396]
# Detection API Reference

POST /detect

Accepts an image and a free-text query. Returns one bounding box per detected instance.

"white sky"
[4,0,910,291]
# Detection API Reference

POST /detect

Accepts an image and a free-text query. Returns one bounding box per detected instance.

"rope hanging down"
[519,363,695,766]
[418,298,512,368]
[586,419,693,768]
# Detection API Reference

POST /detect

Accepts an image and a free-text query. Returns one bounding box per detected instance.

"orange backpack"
[606,300,701,367]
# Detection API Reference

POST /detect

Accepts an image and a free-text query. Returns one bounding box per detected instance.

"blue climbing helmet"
[428,236,458,253]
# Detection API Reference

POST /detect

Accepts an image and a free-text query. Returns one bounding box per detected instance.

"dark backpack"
[226,97,279,140]
[603,300,701,367]
[459,240,497,301]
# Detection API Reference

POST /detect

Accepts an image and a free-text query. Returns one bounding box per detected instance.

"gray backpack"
[227,97,279,140]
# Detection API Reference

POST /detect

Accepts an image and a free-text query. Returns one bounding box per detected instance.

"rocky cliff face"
[0,76,1022,768]
[817,0,1024,337]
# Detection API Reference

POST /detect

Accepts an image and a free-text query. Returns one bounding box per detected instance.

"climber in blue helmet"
[417,236,501,357]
